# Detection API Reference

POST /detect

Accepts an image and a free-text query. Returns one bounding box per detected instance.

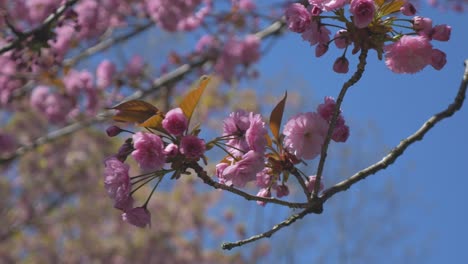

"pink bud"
[350,0,376,29]
[315,43,328,57]
[333,57,349,74]
[431,24,451,41]
[285,3,311,33]
[106,125,123,137]
[400,2,416,16]
[413,16,433,37]
[334,30,349,49]
[430,49,447,70]
[122,207,151,228]
[162,108,188,136]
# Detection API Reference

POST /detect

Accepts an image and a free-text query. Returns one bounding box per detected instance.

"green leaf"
[110,100,159,124]
[179,75,211,124]
[269,92,287,141]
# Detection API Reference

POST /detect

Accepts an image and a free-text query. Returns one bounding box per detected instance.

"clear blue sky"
[245,4,468,263]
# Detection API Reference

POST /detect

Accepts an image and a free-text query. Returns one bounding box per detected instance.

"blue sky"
[244,4,468,263]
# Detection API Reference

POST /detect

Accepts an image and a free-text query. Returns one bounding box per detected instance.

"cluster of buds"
[285,0,451,73]
[103,77,349,227]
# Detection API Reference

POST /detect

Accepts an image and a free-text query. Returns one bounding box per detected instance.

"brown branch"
[190,162,308,209]
[63,22,153,67]
[320,58,468,202]
[313,49,368,197]
[222,207,312,250]
[0,0,78,55]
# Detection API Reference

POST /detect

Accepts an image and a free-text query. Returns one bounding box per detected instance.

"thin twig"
[63,22,153,67]
[0,0,78,55]
[313,49,368,198]
[222,207,312,250]
[320,59,468,202]
[190,162,308,209]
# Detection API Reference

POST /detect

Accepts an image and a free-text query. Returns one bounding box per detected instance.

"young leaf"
[139,112,165,129]
[269,92,287,141]
[111,100,159,124]
[380,0,405,16]
[179,75,211,123]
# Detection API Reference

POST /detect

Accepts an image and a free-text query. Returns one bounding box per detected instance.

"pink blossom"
[245,112,267,153]
[241,35,261,65]
[216,162,229,185]
[285,3,311,33]
[126,55,144,78]
[384,35,433,74]
[122,207,151,228]
[49,25,75,60]
[306,175,324,193]
[63,70,94,96]
[96,60,116,88]
[43,93,73,123]
[332,122,350,142]
[214,37,243,80]
[162,108,188,136]
[131,132,166,171]
[283,112,328,160]
[350,0,375,29]
[413,16,433,37]
[256,168,274,189]
[431,24,451,41]
[222,150,265,187]
[146,0,211,32]
[275,184,290,198]
[104,157,131,205]
[334,30,350,49]
[400,2,416,16]
[30,86,50,111]
[430,49,447,70]
[317,96,340,122]
[309,0,347,12]
[223,110,250,155]
[256,188,271,206]
[195,35,217,52]
[333,57,349,74]
[238,0,256,11]
[301,22,330,46]
[180,135,206,160]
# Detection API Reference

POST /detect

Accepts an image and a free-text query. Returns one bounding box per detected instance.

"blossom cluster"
[285,0,451,74]
[104,106,206,227]
[104,94,349,227]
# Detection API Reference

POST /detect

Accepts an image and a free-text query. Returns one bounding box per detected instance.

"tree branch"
[222,207,312,250]
[313,49,368,197]
[320,59,468,202]
[0,0,78,55]
[190,162,308,209]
